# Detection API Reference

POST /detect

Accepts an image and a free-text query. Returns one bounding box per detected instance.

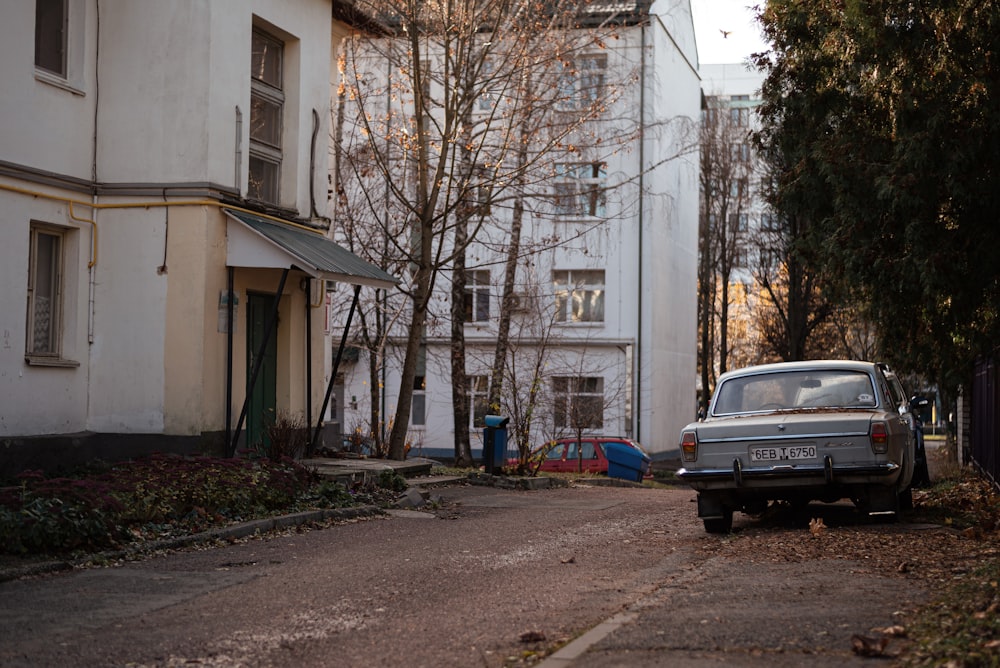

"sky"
[690,0,770,65]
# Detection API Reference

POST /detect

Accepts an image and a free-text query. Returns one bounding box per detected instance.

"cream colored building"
[0,1,393,476]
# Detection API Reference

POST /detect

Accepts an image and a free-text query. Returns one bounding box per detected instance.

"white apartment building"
[0,1,394,476]
[700,62,771,374]
[335,1,701,460]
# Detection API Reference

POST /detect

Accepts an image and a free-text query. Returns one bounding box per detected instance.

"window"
[730,142,751,163]
[729,178,747,200]
[467,375,490,429]
[35,0,67,77]
[557,54,606,112]
[554,269,604,323]
[728,213,749,232]
[477,59,496,112]
[411,374,426,426]
[249,29,284,204]
[26,225,64,358]
[730,107,751,127]
[472,165,492,215]
[566,440,598,460]
[760,213,781,231]
[464,270,490,323]
[411,345,426,426]
[553,377,604,430]
[553,162,607,217]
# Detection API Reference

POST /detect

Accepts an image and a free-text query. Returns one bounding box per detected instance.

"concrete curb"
[0,505,384,584]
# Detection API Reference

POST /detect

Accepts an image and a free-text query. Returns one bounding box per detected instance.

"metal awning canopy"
[225,209,397,289]
[222,208,397,457]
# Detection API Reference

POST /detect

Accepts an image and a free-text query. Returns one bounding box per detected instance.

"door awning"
[224,209,398,289]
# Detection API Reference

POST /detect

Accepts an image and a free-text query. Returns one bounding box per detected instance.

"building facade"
[334,1,701,460]
[0,1,393,476]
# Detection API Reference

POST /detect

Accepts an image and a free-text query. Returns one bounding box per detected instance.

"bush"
[0,454,325,556]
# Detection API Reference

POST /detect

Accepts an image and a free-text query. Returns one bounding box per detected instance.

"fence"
[971,356,1000,491]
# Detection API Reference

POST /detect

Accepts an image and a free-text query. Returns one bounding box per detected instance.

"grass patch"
[901,473,1000,666]
[901,559,1000,666]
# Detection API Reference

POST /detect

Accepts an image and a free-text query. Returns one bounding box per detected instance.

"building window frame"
[249,28,284,205]
[552,161,607,217]
[553,376,604,430]
[554,269,605,324]
[35,0,67,77]
[467,375,490,430]
[556,54,607,112]
[464,270,490,323]
[26,223,78,367]
[34,0,86,93]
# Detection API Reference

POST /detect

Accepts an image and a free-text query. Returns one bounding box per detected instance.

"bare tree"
[336,0,644,460]
[698,95,756,409]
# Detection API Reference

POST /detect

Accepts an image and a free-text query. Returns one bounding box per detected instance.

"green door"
[246,293,278,450]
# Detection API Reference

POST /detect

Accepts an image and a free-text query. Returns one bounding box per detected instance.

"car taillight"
[681,431,698,461]
[870,422,888,453]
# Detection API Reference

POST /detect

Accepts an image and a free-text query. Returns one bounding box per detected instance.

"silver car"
[677,360,915,533]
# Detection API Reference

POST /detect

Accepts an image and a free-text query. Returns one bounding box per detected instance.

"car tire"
[703,508,733,534]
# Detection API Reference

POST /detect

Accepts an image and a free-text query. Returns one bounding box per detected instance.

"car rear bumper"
[677,455,899,488]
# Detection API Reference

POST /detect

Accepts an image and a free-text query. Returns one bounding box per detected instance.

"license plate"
[749,445,816,462]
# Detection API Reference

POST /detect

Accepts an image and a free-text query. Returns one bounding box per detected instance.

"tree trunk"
[450,217,474,467]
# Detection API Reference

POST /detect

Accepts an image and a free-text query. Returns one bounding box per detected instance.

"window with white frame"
[26,224,65,358]
[557,54,607,112]
[35,0,67,77]
[411,345,426,427]
[554,269,604,323]
[553,162,607,217]
[477,59,496,112]
[464,270,490,323]
[249,29,284,204]
[467,375,490,429]
[553,376,604,430]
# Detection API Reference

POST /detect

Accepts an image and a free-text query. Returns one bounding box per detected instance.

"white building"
[699,62,771,373]
[0,1,394,476]
[335,1,701,460]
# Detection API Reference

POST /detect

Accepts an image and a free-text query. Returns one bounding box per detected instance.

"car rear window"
[713,369,877,415]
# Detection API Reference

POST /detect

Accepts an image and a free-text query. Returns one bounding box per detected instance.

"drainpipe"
[635,19,647,443]
[235,106,242,196]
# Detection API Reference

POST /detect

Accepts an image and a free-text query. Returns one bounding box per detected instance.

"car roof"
[716,360,879,384]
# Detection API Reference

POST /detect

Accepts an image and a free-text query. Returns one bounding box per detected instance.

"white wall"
[0,0,335,439]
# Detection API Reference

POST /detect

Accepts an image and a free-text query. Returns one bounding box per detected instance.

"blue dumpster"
[604,441,651,482]
[483,415,509,474]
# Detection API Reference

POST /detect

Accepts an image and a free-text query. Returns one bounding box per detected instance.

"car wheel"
[703,508,733,534]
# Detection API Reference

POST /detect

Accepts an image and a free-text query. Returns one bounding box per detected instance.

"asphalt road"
[0,479,933,667]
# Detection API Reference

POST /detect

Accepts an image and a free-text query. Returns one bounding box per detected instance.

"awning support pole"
[305,278,314,456]
[225,267,235,453]
[311,284,361,450]
[230,268,289,457]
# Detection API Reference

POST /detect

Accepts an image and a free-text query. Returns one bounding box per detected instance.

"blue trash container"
[604,441,651,482]
[483,415,509,474]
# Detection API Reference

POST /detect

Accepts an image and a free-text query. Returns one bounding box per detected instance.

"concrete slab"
[299,457,434,485]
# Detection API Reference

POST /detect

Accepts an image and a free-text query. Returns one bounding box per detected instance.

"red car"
[526,437,651,478]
